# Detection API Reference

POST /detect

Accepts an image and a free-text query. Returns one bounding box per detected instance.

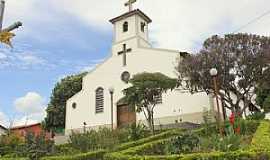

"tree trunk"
[146,108,155,135]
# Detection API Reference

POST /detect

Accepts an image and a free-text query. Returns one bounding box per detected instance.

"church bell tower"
[110,0,152,56]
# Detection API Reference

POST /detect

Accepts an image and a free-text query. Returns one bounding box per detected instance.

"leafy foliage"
[44,72,87,132]
[123,72,178,133]
[251,121,270,151]
[105,121,267,160]
[40,150,105,160]
[126,123,148,141]
[165,133,199,154]
[256,79,270,113]
[246,112,265,120]
[0,133,23,156]
[69,125,149,153]
[177,34,270,116]
[0,132,54,160]
[20,132,54,160]
[200,134,241,152]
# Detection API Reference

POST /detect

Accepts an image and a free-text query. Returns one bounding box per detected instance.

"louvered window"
[95,87,104,113]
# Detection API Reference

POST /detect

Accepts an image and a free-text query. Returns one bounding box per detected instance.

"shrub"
[214,134,240,152]
[0,133,24,156]
[120,138,171,156]
[250,120,270,151]
[68,125,149,152]
[40,150,105,160]
[105,150,270,160]
[69,130,99,152]
[114,129,183,152]
[23,131,55,160]
[126,123,149,141]
[165,133,199,154]
[0,158,29,160]
[54,144,80,156]
[246,112,265,120]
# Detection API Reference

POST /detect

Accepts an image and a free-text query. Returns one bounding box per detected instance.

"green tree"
[256,71,270,113]
[123,72,178,134]
[177,33,270,116]
[23,132,54,160]
[44,72,87,132]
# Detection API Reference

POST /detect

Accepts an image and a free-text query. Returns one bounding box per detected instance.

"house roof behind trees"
[0,124,7,130]
[11,123,41,130]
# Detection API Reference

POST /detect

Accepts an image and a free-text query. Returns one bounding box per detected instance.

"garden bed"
[104,120,270,160]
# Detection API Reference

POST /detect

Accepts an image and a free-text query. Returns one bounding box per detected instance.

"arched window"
[95,87,104,113]
[123,21,128,32]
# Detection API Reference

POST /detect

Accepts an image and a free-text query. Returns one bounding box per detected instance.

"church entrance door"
[117,104,136,127]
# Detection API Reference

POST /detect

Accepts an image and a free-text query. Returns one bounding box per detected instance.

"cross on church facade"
[125,0,137,12]
[118,44,132,66]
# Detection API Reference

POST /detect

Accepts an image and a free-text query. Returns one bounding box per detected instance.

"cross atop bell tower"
[110,1,152,57]
[125,0,137,12]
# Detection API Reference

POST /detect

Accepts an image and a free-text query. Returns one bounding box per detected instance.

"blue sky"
[0,0,269,126]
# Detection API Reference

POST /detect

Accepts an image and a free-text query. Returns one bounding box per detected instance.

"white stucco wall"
[65,45,213,134]
[65,10,213,135]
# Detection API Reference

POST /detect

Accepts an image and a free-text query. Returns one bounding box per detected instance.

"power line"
[232,9,270,33]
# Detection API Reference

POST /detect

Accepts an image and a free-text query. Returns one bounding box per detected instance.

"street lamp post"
[109,87,115,130]
[210,68,223,135]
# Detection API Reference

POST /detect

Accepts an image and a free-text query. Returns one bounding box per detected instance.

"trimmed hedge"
[0,158,29,160]
[120,138,171,155]
[250,120,270,151]
[40,150,105,160]
[104,121,270,160]
[105,150,270,160]
[113,129,184,152]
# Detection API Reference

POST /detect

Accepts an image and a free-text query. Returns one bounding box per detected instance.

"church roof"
[110,9,152,24]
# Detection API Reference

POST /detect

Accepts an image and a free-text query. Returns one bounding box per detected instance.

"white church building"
[65,2,214,134]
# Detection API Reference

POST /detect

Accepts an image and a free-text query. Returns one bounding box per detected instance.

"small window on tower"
[72,103,77,109]
[123,21,128,32]
[141,22,146,32]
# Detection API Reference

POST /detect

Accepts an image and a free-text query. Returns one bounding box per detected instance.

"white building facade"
[65,8,214,135]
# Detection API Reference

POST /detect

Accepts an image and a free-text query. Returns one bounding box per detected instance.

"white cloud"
[0,46,53,70]
[49,0,270,52]
[17,53,46,65]
[14,92,45,115]
[1,0,269,52]
[12,92,47,127]
[0,53,7,60]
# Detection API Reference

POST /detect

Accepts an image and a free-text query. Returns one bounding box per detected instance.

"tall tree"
[44,72,87,132]
[256,68,270,112]
[123,72,178,134]
[177,34,270,116]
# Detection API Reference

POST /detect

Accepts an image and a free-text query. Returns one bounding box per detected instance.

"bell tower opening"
[110,1,152,56]
[123,21,129,32]
[109,0,152,44]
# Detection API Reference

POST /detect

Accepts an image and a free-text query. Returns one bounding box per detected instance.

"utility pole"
[0,0,5,30]
[0,0,22,47]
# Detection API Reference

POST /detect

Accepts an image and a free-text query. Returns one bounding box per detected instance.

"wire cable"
[232,9,270,33]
